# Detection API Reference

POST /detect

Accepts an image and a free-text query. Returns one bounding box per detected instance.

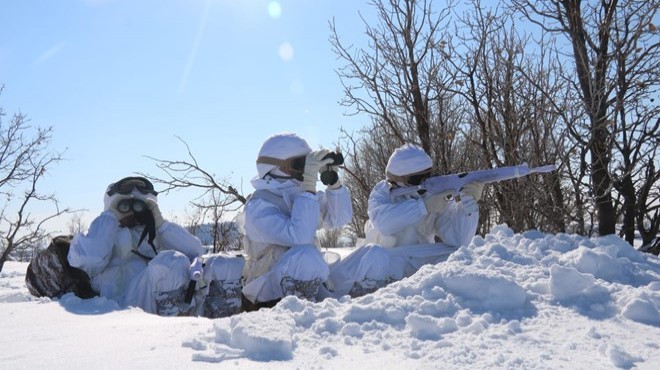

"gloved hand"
[423,191,452,214]
[302,149,333,193]
[109,196,130,223]
[144,198,164,228]
[460,181,485,202]
[460,195,479,216]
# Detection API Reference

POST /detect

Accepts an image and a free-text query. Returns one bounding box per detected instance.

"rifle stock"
[390,163,556,197]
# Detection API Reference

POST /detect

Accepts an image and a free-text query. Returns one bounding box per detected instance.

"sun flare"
[267,1,282,19]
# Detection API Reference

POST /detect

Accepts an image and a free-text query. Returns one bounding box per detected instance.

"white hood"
[386,144,432,177]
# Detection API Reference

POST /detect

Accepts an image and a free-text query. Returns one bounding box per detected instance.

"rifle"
[390,163,557,198]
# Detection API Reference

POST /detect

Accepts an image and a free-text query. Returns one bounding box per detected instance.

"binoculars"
[320,152,344,185]
[269,150,345,185]
[117,198,147,214]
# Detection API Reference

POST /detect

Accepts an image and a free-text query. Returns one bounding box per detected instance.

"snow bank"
[212,310,296,361]
[187,225,660,369]
[2,224,659,369]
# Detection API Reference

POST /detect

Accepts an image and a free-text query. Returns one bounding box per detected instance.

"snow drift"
[1,225,659,369]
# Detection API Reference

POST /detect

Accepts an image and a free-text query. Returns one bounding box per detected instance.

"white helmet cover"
[386,144,432,178]
[256,133,312,178]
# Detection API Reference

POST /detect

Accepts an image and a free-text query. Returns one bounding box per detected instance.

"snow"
[1,225,659,369]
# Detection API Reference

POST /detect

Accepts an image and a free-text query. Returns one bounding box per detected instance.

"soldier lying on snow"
[326,144,482,298]
[26,176,244,318]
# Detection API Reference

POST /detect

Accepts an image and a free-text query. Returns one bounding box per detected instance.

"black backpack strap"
[134,208,158,259]
[131,249,154,262]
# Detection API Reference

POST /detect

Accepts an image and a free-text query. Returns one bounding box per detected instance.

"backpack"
[25,235,98,299]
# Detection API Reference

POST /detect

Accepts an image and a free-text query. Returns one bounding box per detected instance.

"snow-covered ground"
[1,225,659,369]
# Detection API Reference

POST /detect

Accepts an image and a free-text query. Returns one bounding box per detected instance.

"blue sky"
[1,0,375,232]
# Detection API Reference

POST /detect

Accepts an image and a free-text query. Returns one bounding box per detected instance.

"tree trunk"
[551,173,567,233]
[619,174,636,244]
[563,0,617,236]
[591,124,616,235]
[0,243,13,272]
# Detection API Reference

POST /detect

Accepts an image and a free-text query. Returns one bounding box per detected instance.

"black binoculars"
[117,198,147,214]
[322,152,344,166]
[320,152,344,185]
[287,151,345,185]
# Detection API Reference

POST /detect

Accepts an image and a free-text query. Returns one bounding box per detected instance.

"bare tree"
[635,156,660,252]
[219,220,242,251]
[140,137,247,252]
[338,127,400,237]
[317,227,343,250]
[445,2,572,233]
[189,189,239,253]
[331,0,460,153]
[332,0,657,248]
[508,0,659,239]
[0,88,71,270]
[140,136,246,206]
[183,205,204,239]
[13,241,44,262]
[334,0,574,235]
[333,0,468,236]
[66,212,88,235]
[608,6,660,246]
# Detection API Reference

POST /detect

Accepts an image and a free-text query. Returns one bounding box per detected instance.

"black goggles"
[107,177,158,197]
[387,168,432,186]
[117,198,147,214]
[257,155,307,181]
[408,170,432,186]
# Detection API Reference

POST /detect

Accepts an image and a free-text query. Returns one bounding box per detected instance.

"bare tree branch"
[140,136,246,207]
[1,88,73,270]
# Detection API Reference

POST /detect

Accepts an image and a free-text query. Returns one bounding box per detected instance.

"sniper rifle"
[390,163,556,198]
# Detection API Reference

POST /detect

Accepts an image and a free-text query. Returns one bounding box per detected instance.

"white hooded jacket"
[242,177,353,286]
[326,144,477,298]
[364,179,478,248]
[67,191,204,309]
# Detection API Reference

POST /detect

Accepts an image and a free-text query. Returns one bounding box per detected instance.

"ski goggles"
[106,177,158,197]
[387,168,432,186]
[116,198,147,214]
[257,155,307,181]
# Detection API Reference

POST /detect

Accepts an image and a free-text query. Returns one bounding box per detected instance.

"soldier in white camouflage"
[52,176,245,317]
[240,133,353,309]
